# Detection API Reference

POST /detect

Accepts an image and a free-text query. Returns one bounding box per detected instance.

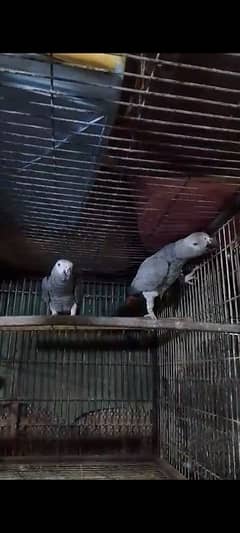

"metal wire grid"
[0,279,127,317]
[158,215,240,479]
[162,215,240,324]
[0,279,154,456]
[1,53,240,274]
[0,461,179,480]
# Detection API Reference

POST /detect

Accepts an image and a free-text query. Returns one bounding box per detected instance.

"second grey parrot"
[128,232,215,320]
[41,259,79,315]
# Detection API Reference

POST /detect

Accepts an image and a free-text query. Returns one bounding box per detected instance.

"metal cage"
[0,54,240,479]
[0,214,240,479]
[159,215,240,479]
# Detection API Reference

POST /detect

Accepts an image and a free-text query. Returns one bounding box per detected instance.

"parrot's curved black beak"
[63,269,71,280]
[207,237,217,250]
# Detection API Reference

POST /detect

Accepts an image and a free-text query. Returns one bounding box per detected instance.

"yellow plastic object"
[50,54,125,74]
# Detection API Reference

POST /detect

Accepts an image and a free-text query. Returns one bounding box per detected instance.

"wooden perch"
[0,316,238,334]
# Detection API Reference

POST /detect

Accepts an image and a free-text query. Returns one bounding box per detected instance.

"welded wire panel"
[159,330,240,479]
[159,215,240,479]
[0,334,153,456]
[1,54,240,275]
[161,214,240,325]
[0,280,155,457]
[0,279,128,321]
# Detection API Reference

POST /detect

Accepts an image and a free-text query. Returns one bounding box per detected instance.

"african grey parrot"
[127,232,215,320]
[41,259,79,315]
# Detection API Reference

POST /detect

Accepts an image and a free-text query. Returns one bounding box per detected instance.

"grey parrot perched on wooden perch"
[116,232,216,320]
[41,259,79,316]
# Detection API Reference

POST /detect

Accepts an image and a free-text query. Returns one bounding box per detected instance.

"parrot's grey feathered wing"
[131,256,169,293]
[74,278,82,305]
[41,276,50,304]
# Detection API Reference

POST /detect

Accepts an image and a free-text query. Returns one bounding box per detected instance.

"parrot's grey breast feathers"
[41,272,80,314]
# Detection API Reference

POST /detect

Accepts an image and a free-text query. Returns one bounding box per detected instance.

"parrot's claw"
[70,303,77,316]
[184,267,199,286]
[185,278,195,286]
[144,312,158,321]
[49,304,57,316]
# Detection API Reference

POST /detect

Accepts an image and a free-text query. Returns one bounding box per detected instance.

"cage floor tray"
[0,460,184,480]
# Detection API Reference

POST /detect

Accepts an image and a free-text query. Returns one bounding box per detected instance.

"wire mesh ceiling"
[0,53,240,276]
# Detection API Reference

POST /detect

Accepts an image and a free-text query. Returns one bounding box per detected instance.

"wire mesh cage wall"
[0,280,156,457]
[1,53,240,276]
[158,215,240,480]
[1,53,240,478]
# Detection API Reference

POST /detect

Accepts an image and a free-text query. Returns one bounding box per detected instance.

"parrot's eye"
[57,262,61,267]
[193,243,198,246]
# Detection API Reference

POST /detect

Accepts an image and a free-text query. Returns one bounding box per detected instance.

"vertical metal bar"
[151,332,159,454]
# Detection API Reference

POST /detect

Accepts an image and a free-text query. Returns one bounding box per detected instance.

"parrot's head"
[53,259,73,281]
[180,232,216,259]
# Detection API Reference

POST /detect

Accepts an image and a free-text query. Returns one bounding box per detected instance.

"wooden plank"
[0,315,238,334]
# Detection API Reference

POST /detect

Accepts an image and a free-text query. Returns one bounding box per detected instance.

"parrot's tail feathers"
[127,285,140,296]
[113,295,147,317]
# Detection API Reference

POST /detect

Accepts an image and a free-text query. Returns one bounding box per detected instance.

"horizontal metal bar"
[5,133,240,160]
[4,150,240,176]
[0,455,156,464]
[1,60,237,115]
[4,123,240,150]
[3,90,240,124]
[5,52,240,99]
[0,316,239,333]
[1,110,239,136]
